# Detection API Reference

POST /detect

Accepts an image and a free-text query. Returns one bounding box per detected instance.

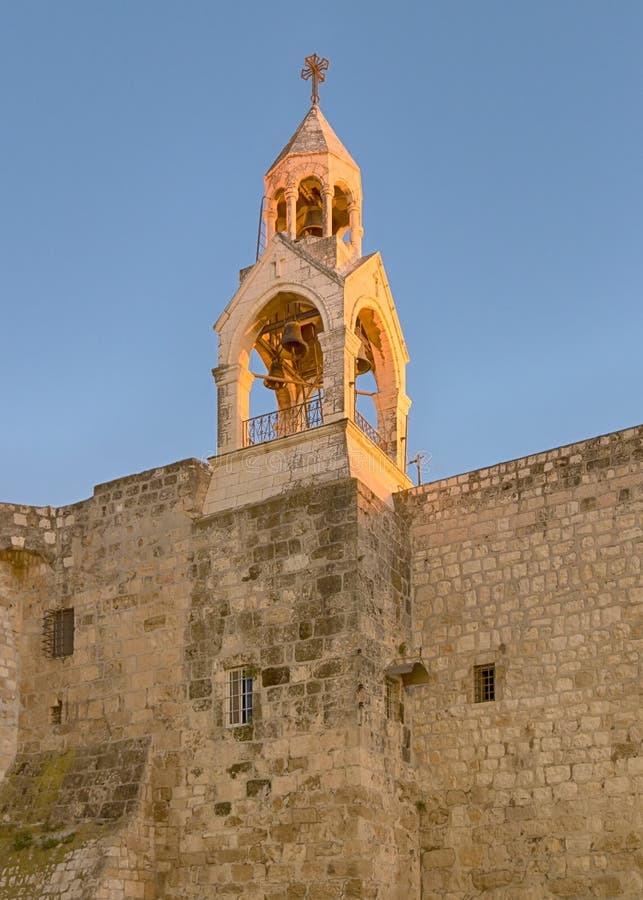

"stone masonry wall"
[2,424,640,898]
[354,483,421,894]
[0,459,211,899]
[0,739,151,900]
[1,460,420,898]
[163,476,419,898]
[401,425,642,898]
[0,557,21,779]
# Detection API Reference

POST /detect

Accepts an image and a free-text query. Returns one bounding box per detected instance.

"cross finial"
[301,53,329,106]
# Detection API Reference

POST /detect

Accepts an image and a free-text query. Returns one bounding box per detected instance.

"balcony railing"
[243,396,323,447]
[354,409,386,451]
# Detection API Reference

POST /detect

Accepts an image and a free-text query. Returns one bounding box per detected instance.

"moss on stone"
[0,748,76,827]
[0,821,105,896]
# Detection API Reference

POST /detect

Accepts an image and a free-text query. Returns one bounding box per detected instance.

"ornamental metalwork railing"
[354,409,386,451]
[243,396,323,447]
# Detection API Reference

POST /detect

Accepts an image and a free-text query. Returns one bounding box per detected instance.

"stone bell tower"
[204,55,412,515]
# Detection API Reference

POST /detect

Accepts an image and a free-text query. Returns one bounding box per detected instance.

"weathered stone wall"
[2,425,640,898]
[163,476,418,898]
[0,460,420,898]
[402,425,642,898]
[0,739,151,900]
[0,459,210,900]
[0,557,20,779]
[0,508,59,778]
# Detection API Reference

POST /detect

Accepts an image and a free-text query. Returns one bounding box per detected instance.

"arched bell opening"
[273,188,287,235]
[332,184,352,243]
[353,308,404,463]
[296,177,324,238]
[244,292,325,446]
[354,365,378,437]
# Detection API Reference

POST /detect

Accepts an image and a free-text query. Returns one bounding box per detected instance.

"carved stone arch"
[334,179,355,204]
[270,187,287,236]
[331,180,354,240]
[0,544,54,573]
[350,297,404,394]
[215,283,330,454]
[226,282,331,372]
[349,296,409,468]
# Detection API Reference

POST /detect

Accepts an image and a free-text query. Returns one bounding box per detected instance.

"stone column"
[212,364,255,455]
[322,186,333,237]
[317,327,361,426]
[285,187,298,241]
[349,203,363,257]
[373,387,411,469]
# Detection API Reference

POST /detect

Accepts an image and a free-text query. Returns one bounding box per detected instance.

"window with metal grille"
[50,700,63,725]
[385,678,404,722]
[227,668,253,727]
[474,664,495,703]
[43,608,75,658]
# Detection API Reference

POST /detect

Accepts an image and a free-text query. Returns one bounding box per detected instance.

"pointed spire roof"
[266,105,359,175]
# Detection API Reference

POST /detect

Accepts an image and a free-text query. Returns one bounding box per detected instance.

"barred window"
[474,664,495,703]
[227,668,253,727]
[43,608,75,659]
[385,677,404,722]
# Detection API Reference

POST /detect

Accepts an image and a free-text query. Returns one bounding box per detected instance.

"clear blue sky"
[1,1,641,506]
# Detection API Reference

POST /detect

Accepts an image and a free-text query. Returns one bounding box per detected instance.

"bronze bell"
[263,360,285,390]
[300,207,323,237]
[356,340,372,375]
[281,321,308,359]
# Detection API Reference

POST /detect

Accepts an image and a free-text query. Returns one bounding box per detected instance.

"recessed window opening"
[227,667,253,727]
[50,700,63,725]
[43,608,75,659]
[385,678,404,722]
[53,608,74,658]
[474,664,495,703]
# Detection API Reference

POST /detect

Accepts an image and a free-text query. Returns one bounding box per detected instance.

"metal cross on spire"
[301,53,329,106]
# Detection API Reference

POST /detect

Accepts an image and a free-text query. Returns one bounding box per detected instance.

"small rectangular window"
[385,678,404,722]
[43,608,74,658]
[227,668,253,727]
[474,664,495,703]
[50,700,63,725]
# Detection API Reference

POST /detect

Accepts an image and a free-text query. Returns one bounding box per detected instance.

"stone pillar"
[317,327,361,426]
[322,186,333,237]
[349,203,363,257]
[212,364,255,455]
[285,187,298,241]
[374,388,411,470]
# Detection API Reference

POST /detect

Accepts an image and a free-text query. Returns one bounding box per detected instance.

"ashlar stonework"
[0,89,641,899]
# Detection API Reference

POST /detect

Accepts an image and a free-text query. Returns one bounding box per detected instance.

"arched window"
[273,188,287,234]
[296,177,323,238]
[245,292,325,445]
[332,184,351,241]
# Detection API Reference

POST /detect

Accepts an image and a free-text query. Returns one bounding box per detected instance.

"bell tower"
[204,56,412,515]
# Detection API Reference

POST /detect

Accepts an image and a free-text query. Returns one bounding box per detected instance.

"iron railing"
[354,409,386,451]
[243,396,323,447]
